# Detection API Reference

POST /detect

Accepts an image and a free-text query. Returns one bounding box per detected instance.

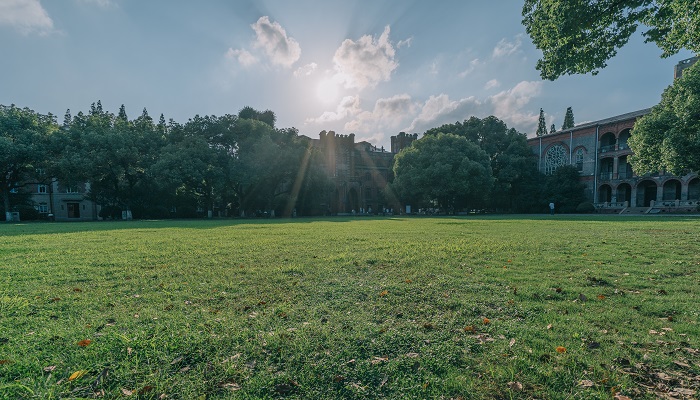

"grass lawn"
[1,216,699,399]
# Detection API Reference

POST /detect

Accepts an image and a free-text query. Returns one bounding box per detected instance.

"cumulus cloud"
[406,81,543,134]
[226,16,300,69]
[332,25,398,90]
[226,48,258,67]
[344,94,416,133]
[306,95,362,124]
[490,80,542,128]
[492,34,523,58]
[0,0,54,35]
[251,16,301,68]
[294,62,317,77]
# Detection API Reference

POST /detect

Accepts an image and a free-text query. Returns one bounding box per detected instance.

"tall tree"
[392,133,493,212]
[522,0,700,80]
[550,123,556,134]
[628,62,700,175]
[562,107,574,129]
[0,105,58,221]
[536,108,547,136]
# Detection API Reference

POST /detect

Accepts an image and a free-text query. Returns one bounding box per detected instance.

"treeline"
[1,102,588,220]
[390,116,588,214]
[1,102,332,219]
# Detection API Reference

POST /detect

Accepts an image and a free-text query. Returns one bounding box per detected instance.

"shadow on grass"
[1,214,698,237]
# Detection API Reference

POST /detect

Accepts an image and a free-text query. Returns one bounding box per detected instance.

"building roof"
[538,108,652,138]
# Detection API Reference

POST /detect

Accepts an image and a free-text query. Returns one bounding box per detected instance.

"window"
[38,184,48,194]
[66,185,80,193]
[37,204,49,213]
[575,148,584,172]
[544,144,568,175]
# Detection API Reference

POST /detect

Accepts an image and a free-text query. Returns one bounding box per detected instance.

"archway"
[598,184,612,203]
[689,178,700,200]
[636,180,658,207]
[662,179,682,201]
[616,183,632,205]
[618,128,631,150]
[599,132,616,153]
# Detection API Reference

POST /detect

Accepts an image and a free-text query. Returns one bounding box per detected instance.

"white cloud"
[306,95,362,124]
[345,94,416,133]
[484,79,500,90]
[225,48,258,67]
[458,58,481,78]
[397,37,412,48]
[490,80,542,128]
[492,34,523,58]
[251,16,301,68]
[0,0,54,35]
[75,0,115,7]
[407,80,543,134]
[332,25,398,90]
[294,62,317,77]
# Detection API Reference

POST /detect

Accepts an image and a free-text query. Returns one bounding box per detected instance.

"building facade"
[22,180,100,221]
[528,109,700,213]
[310,130,417,214]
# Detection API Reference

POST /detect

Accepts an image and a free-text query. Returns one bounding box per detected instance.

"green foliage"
[575,201,596,213]
[422,116,542,212]
[562,106,574,130]
[523,0,700,80]
[0,104,58,219]
[1,218,699,398]
[545,165,587,213]
[392,133,493,211]
[628,62,700,175]
[536,108,547,136]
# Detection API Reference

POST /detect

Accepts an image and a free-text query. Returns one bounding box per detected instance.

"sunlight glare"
[316,78,340,103]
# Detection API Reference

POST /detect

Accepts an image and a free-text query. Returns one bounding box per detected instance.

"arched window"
[545,144,567,175]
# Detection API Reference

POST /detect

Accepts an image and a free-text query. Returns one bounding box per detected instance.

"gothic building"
[310,131,417,214]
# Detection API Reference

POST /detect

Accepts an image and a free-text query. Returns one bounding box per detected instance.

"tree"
[550,124,556,134]
[562,107,574,129]
[522,0,700,80]
[0,105,58,221]
[424,116,541,212]
[536,108,547,136]
[628,62,700,175]
[391,133,493,212]
[544,165,586,213]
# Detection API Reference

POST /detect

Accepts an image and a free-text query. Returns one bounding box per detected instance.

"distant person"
[549,202,555,215]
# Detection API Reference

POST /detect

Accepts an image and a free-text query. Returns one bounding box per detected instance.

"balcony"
[599,144,615,153]
[599,172,613,181]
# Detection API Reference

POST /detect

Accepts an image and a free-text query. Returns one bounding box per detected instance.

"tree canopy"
[522,0,700,80]
[0,105,57,220]
[392,133,493,212]
[628,62,700,175]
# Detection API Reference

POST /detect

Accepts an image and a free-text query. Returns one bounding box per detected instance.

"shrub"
[576,202,596,213]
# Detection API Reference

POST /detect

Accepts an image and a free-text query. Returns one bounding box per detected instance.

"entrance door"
[67,202,81,218]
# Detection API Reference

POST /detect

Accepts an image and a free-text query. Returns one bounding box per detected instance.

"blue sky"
[0,0,695,148]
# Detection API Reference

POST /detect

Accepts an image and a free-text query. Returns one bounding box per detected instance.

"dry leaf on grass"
[68,370,87,381]
[507,381,523,391]
[579,380,595,388]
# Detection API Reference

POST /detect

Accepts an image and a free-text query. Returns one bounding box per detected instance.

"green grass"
[1,216,699,399]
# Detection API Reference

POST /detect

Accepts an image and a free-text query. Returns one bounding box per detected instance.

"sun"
[316,78,340,103]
